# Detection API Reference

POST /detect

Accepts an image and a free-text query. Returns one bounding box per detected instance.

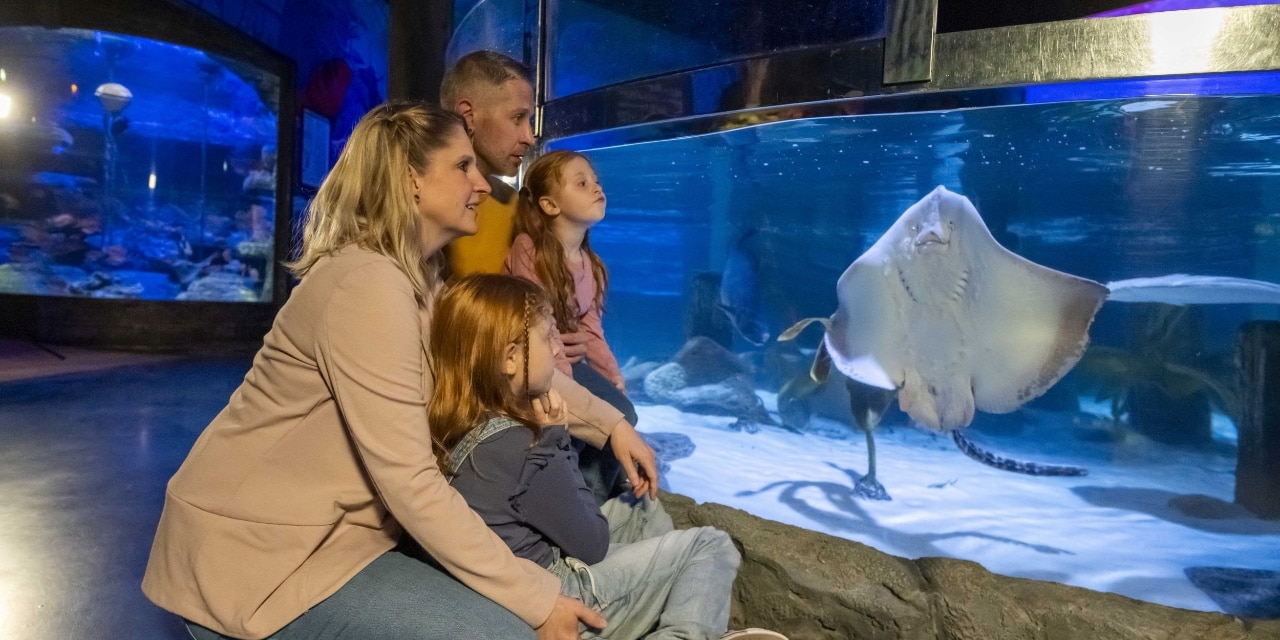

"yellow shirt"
[448,179,518,277]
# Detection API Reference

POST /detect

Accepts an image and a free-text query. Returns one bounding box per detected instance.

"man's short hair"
[440,51,532,110]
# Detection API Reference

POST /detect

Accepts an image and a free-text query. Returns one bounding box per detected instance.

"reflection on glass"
[453,0,487,32]
[559,88,1280,615]
[446,0,530,68]
[1094,0,1280,18]
[0,27,280,302]
[546,0,887,99]
[1145,8,1227,74]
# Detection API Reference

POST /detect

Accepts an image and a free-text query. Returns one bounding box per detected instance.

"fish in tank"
[551,81,1280,617]
[0,27,280,302]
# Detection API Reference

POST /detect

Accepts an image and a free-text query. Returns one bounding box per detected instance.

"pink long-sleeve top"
[504,233,622,384]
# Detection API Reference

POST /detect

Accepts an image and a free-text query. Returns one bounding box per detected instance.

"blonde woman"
[141,102,657,640]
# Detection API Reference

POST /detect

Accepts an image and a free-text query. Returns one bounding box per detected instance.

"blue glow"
[1024,71,1280,103]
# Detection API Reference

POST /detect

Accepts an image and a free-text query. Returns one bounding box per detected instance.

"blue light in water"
[1024,71,1280,104]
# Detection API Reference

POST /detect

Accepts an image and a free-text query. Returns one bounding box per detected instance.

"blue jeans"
[554,496,740,640]
[185,551,535,640]
[572,361,637,504]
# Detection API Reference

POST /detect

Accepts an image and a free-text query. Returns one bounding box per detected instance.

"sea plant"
[1076,304,1241,431]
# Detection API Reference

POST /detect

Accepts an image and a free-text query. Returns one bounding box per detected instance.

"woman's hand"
[532,390,568,426]
[611,375,627,394]
[536,595,606,640]
[608,419,658,499]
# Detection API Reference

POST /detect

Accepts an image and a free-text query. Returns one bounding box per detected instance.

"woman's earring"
[413,194,420,203]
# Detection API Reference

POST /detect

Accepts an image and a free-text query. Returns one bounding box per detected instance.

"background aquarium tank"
[0,27,280,302]
[552,77,1280,617]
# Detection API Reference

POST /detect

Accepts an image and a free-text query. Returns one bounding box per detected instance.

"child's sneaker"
[719,630,789,640]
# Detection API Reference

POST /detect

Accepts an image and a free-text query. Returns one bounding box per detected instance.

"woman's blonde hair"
[428,273,552,473]
[288,101,467,303]
[514,150,609,332]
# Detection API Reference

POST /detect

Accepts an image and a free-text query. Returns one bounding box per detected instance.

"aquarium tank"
[440,0,1280,619]
[565,78,1280,618]
[0,27,281,302]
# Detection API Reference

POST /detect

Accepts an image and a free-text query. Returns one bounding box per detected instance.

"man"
[441,51,632,503]
[439,50,536,278]
[442,52,606,364]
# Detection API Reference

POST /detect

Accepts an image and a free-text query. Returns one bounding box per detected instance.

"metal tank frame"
[536,2,1280,147]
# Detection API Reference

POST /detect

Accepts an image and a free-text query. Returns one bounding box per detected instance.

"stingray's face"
[908,209,954,253]
[898,186,969,258]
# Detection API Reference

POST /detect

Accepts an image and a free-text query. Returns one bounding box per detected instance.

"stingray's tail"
[951,431,1088,477]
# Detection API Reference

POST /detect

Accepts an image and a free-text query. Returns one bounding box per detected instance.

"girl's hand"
[608,419,658,499]
[533,389,568,425]
[611,376,627,394]
[559,330,589,364]
[536,595,606,640]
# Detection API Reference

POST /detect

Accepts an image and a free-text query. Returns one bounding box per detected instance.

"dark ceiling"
[575,0,1148,43]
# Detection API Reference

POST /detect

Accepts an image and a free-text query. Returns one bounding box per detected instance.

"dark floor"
[0,344,253,639]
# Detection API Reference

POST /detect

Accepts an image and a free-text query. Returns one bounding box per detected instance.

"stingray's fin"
[778,317,829,342]
[810,341,832,384]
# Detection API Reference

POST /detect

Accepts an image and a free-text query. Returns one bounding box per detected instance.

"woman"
[141,102,657,640]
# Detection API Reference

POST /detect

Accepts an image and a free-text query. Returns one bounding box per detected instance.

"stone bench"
[662,493,1280,640]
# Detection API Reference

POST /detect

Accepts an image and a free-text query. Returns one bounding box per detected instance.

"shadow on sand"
[1072,486,1280,535]
[738,462,1072,560]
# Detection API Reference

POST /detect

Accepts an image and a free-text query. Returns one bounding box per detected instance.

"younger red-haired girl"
[428,274,785,640]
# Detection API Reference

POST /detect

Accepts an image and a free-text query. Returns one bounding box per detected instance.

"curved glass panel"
[553,81,1280,614]
[446,0,531,68]
[0,27,279,302]
[454,0,483,31]
[546,0,888,99]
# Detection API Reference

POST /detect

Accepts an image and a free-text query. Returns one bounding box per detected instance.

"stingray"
[782,185,1280,499]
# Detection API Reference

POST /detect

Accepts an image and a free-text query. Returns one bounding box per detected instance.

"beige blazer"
[141,247,624,639]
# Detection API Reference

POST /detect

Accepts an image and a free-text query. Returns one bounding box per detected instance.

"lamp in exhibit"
[95,81,132,250]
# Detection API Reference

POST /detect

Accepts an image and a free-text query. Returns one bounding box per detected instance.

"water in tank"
[551,76,1280,617]
[0,27,280,302]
